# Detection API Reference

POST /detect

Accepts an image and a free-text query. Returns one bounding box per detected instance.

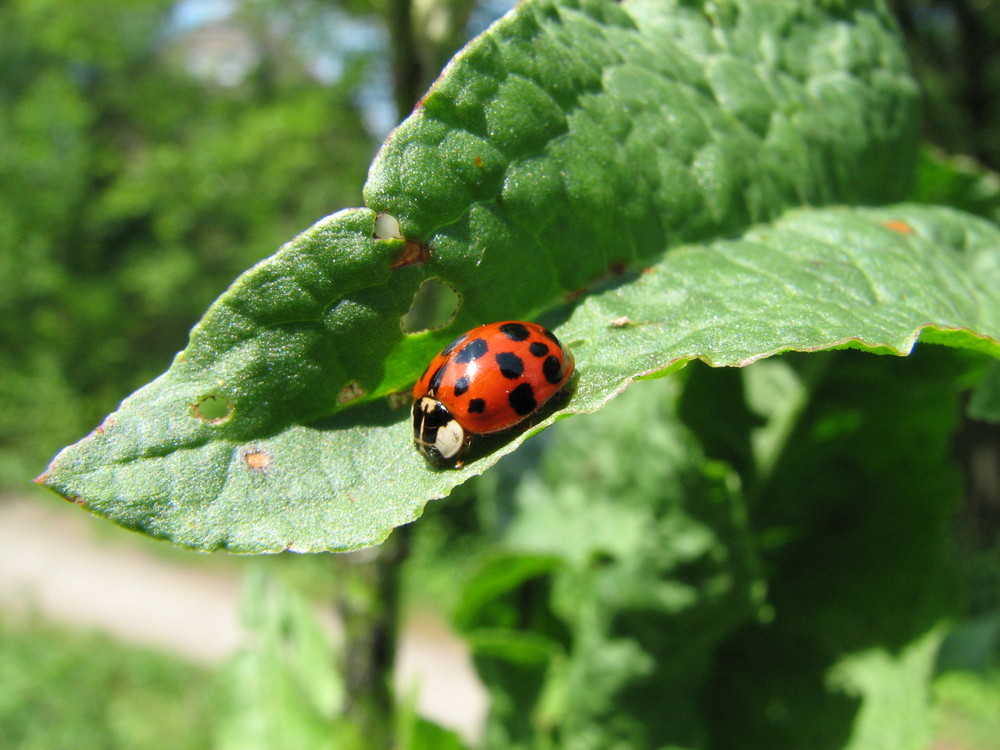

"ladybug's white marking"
[414,396,467,463]
[434,418,465,460]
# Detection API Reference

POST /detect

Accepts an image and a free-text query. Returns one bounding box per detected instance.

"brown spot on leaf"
[565,287,587,301]
[391,239,432,270]
[387,391,411,409]
[338,380,366,405]
[608,316,658,330]
[474,155,484,168]
[882,219,914,235]
[609,259,627,276]
[243,447,271,471]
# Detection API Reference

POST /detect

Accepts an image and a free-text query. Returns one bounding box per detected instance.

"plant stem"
[387,0,424,120]
[336,525,411,749]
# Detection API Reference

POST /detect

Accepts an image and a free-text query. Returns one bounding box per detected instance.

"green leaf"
[396,714,471,750]
[706,346,969,749]
[214,567,347,750]
[827,630,943,750]
[37,200,1000,552]
[932,669,1000,749]
[36,0,1000,552]
[913,146,1000,224]
[968,361,1000,423]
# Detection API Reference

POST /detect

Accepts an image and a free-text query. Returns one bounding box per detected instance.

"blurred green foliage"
[0,613,214,750]
[455,375,761,749]
[214,564,472,750]
[932,669,1000,750]
[432,349,985,749]
[0,0,376,486]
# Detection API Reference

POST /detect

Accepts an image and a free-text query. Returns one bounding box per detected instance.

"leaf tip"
[33,470,86,507]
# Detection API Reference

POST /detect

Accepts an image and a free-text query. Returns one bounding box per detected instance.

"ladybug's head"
[412,396,470,467]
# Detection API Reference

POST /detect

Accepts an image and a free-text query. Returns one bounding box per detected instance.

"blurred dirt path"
[0,493,486,740]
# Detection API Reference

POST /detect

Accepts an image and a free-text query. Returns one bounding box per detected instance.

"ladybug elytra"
[412,321,575,467]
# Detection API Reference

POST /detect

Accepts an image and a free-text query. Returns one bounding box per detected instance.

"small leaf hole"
[401,278,461,334]
[191,393,234,424]
[373,212,403,239]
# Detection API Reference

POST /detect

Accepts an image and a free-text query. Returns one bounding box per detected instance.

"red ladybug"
[412,321,575,467]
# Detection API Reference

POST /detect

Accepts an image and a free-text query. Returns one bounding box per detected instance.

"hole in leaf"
[373,212,403,240]
[191,393,233,424]
[401,278,461,334]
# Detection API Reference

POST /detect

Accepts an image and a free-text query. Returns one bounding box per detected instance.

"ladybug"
[412,321,575,467]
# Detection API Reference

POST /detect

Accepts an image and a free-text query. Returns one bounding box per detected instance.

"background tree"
[0,0,377,484]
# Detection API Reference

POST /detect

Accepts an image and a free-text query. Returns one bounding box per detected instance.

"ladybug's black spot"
[453,375,470,397]
[454,338,488,364]
[495,352,524,379]
[543,355,563,384]
[467,398,486,414]
[529,341,549,358]
[499,322,530,341]
[429,363,447,393]
[441,334,467,357]
[509,382,537,416]
[542,327,562,346]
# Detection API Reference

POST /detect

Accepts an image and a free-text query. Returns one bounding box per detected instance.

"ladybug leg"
[453,433,475,469]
